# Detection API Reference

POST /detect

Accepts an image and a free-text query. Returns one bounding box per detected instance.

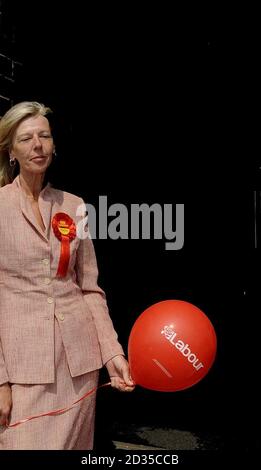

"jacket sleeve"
[75,199,125,365]
[0,337,9,385]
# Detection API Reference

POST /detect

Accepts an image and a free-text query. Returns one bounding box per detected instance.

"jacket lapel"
[12,175,53,243]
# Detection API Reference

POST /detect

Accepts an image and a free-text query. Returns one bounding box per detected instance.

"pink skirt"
[0,319,99,450]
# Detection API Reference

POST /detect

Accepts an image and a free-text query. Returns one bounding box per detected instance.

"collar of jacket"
[11,175,53,242]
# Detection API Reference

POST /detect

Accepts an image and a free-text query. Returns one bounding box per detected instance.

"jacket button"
[58,313,65,321]
[47,297,54,304]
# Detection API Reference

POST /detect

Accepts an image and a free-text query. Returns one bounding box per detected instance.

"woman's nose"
[32,134,42,147]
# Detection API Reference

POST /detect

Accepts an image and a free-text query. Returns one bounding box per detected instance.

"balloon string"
[5,382,111,428]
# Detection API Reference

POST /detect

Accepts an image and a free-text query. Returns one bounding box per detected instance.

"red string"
[6,382,111,428]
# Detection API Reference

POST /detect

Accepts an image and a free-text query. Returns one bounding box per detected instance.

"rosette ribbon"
[52,212,76,277]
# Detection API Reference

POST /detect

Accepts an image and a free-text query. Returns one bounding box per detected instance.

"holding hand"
[105,355,135,392]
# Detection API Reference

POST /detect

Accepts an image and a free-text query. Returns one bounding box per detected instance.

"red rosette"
[52,212,76,277]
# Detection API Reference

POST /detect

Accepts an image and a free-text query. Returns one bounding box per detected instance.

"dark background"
[1,3,260,452]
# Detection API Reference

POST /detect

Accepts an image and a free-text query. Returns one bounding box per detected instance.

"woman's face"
[10,115,54,175]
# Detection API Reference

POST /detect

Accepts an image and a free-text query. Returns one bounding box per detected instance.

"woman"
[0,101,135,450]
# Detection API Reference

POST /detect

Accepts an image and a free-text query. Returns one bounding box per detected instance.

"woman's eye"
[18,134,51,142]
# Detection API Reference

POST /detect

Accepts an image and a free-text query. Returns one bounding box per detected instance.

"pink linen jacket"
[0,175,124,385]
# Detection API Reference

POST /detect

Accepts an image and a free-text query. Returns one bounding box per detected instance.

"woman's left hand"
[105,355,135,392]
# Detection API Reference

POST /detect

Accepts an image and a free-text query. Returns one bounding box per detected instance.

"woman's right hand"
[0,383,12,426]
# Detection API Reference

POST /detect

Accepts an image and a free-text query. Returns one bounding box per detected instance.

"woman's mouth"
[30,156,47,163]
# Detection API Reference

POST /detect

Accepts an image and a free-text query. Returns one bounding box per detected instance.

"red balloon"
[128,300,217,392]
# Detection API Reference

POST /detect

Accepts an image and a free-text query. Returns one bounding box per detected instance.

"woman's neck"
[19,172,45,201]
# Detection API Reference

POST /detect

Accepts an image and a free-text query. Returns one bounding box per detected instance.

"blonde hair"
[0,101,52,187]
